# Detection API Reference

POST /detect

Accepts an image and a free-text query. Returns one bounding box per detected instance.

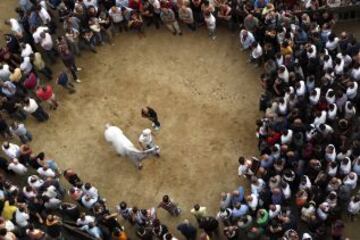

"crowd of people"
[0,0,359,239]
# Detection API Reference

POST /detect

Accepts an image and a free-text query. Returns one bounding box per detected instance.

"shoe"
[172,32,176,35]
[77,67,82,71]
[211,36,216,40]
[137,164,143,170]
[76,79,82,83]
[179,32,183,36]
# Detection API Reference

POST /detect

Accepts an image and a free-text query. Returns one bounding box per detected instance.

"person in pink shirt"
[36,85,58,110]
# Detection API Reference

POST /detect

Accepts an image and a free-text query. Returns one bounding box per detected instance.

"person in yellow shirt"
[2,199,17,221]
[190,204,207,222]
[280,40,293,56]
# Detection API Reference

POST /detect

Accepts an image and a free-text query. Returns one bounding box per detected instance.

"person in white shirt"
[295,80,306,97]
[20,57,33,75]
[23,186,37,200]
[81,195,98,209]
[239,29,255,50]
[269,204,281,219]
[138,128,160,156]
[343,172,358,190]
[351,63,360,81]
[306,44,316,59]
[38,32,56,63]
[82,183,99,200]
[317,123,334,137]
[327,103,337,121]
[344,101,356,119]
[334,57,344,75]
[27,175,44,190]
[346,82,358,100]
[250,42,263,67]
[84,0,99,10]
[348,196,360,221]
[8,158,27,175]
[21,43,34,58]
[37,165,56,178]
[325,33,339,52]
[32,26,49,44]
[277,65,289,83]
[281,129,293,145]
[2,142,20,159]
[109,6,125,32]
[277,98,287,115]
[0,64,11,82]
[323,54,333,71]
[325,144,336,162]
[327,161,338,177]
[23,98,49,122]
[15,206,30,228]
[312,110,326,127]
[77,213,95,226]
[245,194,258,211]
[339,157,352,176]
[309,88,321,105]
[5,18,23,36]
[37,6,51,25]
[204,11,216,40]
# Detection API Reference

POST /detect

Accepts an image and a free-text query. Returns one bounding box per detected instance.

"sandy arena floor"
[1,1,360,239]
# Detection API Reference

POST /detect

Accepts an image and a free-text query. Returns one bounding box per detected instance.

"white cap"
[142,128,151,135]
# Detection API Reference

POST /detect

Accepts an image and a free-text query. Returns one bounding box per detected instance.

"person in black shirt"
[141,106,160,130]
[0,97,27,121]
[0,114,12,139]
[177,219,197,240]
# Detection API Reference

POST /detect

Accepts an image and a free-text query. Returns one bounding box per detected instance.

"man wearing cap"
[138,128,160,157]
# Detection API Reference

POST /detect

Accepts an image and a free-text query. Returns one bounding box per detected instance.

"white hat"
[142,128,151,135]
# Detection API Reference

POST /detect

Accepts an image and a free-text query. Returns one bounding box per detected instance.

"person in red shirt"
[36,85,58,110]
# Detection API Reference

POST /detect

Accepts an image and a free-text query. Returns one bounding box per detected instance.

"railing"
[295,5,360,22]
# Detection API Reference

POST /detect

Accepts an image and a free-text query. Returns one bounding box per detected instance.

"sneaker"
[77,67,82,71]
[137,164,143,170]
[211,36,216,40]
[75,79,82,83]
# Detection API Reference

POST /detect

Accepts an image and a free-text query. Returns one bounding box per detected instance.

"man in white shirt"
[38,32,56,63]
[77,213,95,226]
[240,29,255,50]
[2,142,20,159]
[8,158,27,175]
[109,6,125,32]
[37,165,56,178]
[32,26,49,44]
[82,183,99,200]
[21,43,34,58]
[81,195,97,209]
[138,128,160,156]
[28,175,44,190]
[5,18,23,36]
[15,206,30,228]
[250,42,263,67]
[23,98,49,122]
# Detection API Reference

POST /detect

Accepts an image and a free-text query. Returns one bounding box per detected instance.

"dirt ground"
[1,1,360,239]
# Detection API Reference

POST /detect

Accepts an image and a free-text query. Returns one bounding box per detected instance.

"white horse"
[104,124,157,169]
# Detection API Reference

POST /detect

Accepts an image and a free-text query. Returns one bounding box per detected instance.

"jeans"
[39,66,53,80]
[165,21,181,34]
[32,106,49,122]
[43,48,57,64]
[19,131,32,143]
